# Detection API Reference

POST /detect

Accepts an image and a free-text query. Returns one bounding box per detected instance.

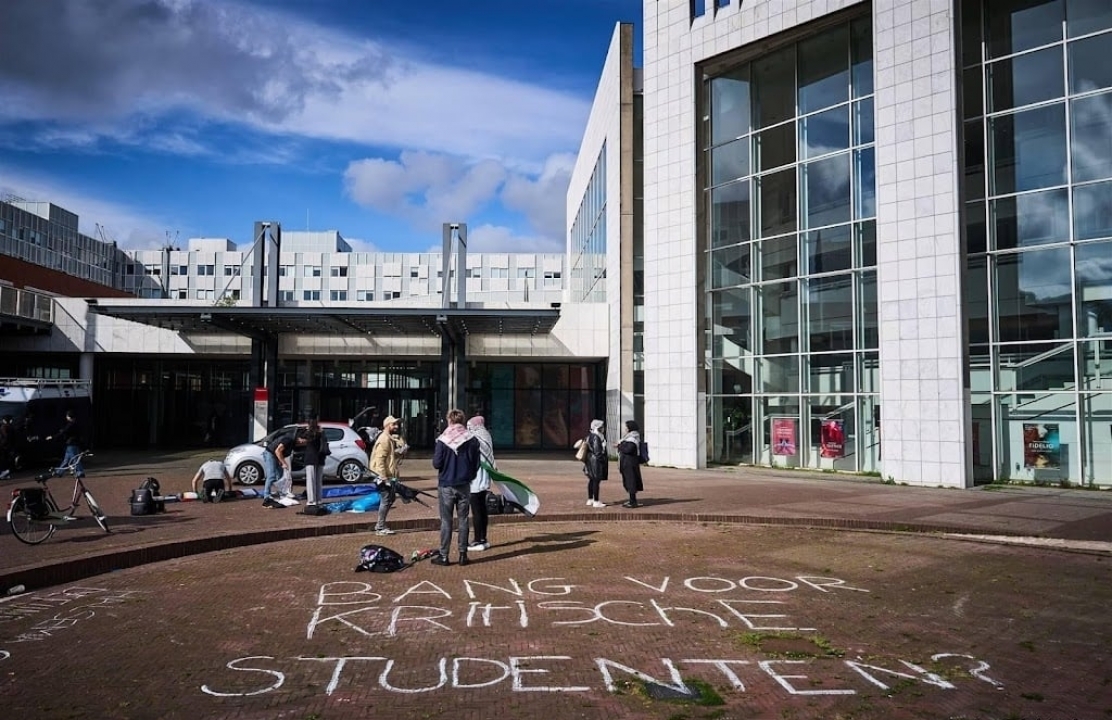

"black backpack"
[354,544,408,573]
[486,492,504,515]
[638,440,650,464]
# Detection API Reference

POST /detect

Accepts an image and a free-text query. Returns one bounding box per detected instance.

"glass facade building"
[703,14,881,472]
[963,0,1112,484]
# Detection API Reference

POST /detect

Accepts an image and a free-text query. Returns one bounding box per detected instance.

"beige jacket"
[370,431,403,480]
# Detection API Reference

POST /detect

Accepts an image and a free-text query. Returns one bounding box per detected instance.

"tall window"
[703,15,877,473]
[962,0,1112,485]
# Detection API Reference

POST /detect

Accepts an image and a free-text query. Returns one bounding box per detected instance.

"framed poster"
[820,419,845,459]
[771,417,797,456]
[1023,423,1060,469]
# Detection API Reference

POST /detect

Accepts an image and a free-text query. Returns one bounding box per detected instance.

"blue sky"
[0,0,642,253]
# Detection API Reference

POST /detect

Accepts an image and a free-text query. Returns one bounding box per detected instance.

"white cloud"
[0,164,173,249]
[501,153,576,239]
[467,224,563,254]
[0,0,590,168]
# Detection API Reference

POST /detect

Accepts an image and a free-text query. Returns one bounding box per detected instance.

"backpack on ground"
[354,544,408,573]
[486,492,504,515]
[638,440,650,465]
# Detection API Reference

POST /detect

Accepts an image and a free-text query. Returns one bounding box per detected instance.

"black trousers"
[469,491,489,544]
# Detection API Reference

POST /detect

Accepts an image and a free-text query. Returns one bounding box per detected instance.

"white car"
[224,422,368,485]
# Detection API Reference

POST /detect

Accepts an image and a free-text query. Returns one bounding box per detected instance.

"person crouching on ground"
[466,415,495,552]
[370,415,406,535]
[584,419,608,508]
[192,458,232,502]
[431,408,480,566]
[615,420,645,508]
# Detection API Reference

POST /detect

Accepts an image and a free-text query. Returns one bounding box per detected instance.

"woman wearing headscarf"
[466,415,496,552]
[615,420,644,508]
[584,419,609,508]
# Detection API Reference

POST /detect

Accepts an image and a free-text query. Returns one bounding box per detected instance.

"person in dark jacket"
[431,408,481,566]
[615,420,645,508]
[46,410,85,478]
[584,418,609,508]
[302,417,330,509]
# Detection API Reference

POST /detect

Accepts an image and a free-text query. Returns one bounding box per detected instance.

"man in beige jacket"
[369,415,408,535]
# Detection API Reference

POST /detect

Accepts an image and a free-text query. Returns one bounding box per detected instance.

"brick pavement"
[2,449,1111,594]
[2,451,1112,719]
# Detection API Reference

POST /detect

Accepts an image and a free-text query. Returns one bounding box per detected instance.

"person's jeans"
[262,451,280,497]
[438,484,470,557]
[376,480,397,529]
[61,444,85,478]
[305,464,323,504]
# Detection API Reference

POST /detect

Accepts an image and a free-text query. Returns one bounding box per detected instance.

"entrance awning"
[84,300,561,339]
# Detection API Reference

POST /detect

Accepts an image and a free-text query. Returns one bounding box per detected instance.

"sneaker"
[375,527,396,536]
[0,470,11,480]
[586,499,594,507]
[212,489,225,504]
[621,500,640,508]
[591,500,607,508]
[467,541,489,552]
[430,554,450,566]
[458,551,470,567]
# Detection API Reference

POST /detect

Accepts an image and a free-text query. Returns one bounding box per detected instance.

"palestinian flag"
[483,462,540,518]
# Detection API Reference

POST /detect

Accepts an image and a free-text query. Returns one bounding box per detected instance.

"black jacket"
[432,435,480,487]
[302,431,330,466]
[584,433,608,481]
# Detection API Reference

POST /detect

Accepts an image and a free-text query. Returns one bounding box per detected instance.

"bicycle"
[6,450,109,544]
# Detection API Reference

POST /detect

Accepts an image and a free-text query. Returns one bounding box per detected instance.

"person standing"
[262,427,301,505]
[583,419,608,508]
[302,417,330,509]
[369,415,407,535]
[616,420,645,508]
[431,408,480,566]
[466,415,495,552]
[46,410,85,478]
[192,458,233,502]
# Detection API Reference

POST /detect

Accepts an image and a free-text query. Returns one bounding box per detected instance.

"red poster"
[820,419,845,459]
[772,418,797,456]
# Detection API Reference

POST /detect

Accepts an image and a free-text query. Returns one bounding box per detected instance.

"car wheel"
[236,461,263,486]
[338,459,364,483]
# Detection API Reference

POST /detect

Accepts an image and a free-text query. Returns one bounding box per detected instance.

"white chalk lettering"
[464,579,523,598]
[465,601,529,628]
[684,577,737,593]
[795,576,869,594]
[594,600,660,627]
[649,599,729,628]
[845,659,956,690]
[299,656,385,696]
[379,658,448,693]
[739,576,799,592]
[452,657,512,688]
[930,653,1003,688]
[624,576,670,593]
[393,581,452,604]
[526,578,576,596]
[306,604,380,640]
[317,581,382,606]
[595,657,689,694]
[0,650,9,661]
[759,660,855,695]
[680,659,751,689]
[539,600,597,625]
[387,606,453,636]
[717,600,817,632]
[509,656,589,692]
[201,656,284,697]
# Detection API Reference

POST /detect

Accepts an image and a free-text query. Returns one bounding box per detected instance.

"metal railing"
[0,285,53,325]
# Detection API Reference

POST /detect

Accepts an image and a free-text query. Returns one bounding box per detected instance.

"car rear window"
[323,428,345,442]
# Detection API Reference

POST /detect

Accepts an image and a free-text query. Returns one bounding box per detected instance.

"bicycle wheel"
[9,496,56,545]
[83,491,110,533]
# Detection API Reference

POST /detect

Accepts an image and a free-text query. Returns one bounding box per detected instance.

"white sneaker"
[586,499,594,506]
[0,470,10,480]
[467,541,489,552]
[591,500,607,508]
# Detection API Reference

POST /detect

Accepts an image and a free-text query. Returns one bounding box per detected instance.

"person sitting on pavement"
[192,458,233,503]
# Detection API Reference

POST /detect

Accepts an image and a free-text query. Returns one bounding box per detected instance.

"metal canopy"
[85,301,561,339]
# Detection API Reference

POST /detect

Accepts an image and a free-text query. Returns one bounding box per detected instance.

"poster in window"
[1023,423,1060,469]
[771,417,797,456]
[819,419,845,458]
